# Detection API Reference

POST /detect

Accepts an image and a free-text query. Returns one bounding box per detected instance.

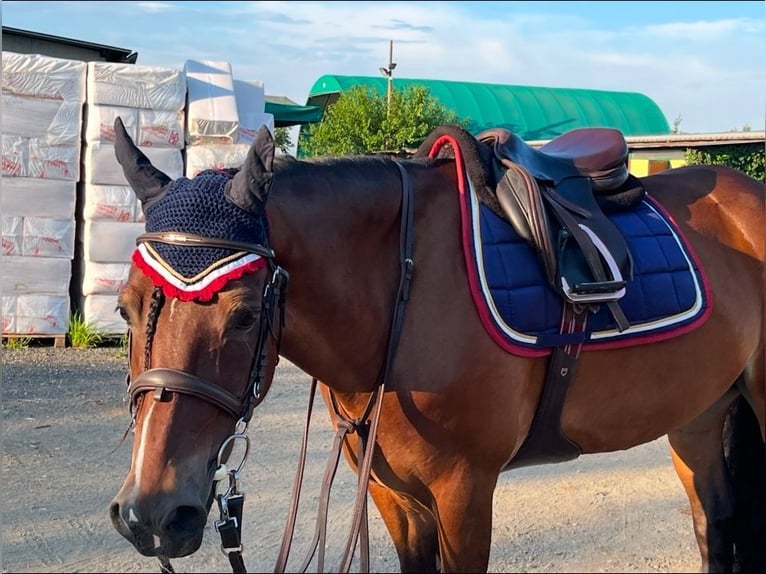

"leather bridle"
[124,230,288,574]
[123,159,414,574]
[127,230,288,424]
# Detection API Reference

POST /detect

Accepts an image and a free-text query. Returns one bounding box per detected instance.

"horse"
[108,115,765,574]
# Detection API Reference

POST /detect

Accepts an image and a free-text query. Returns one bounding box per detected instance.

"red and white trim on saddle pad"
[133,243,267,302]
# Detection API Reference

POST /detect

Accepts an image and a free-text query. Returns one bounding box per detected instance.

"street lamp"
[379,40,396,118]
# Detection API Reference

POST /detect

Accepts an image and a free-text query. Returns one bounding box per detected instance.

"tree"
[301,84,468,157]
[671,114,683,134]
[273,127,293,154]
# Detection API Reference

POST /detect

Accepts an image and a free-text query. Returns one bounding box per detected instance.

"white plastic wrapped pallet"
[2,257,72,295]
[81,294,126,334]
[83,142,183,185]
[2,215,76,259]
[84,104,185,149]
[14,295,71,335]
[1,174,77,218]
[81,262,132,296]
[1,52,86,336]
[87,61,186,111]
[3,51,86,101]
[82,184,144,223]
[185,143,250,178]
[78,62,187,334]
[80,221,145,264]
[184,59,239,145]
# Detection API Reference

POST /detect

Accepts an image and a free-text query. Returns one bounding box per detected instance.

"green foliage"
[684,143,765,181]
[2,336,32,350]
[301,84,469,157]
[273,127,293,154]
[67,312,104,349]
[115,332,129,358]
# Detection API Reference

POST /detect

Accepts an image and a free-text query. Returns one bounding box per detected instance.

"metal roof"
[2,26,137,63]
[265,95,323,127]
[307,75,671,140]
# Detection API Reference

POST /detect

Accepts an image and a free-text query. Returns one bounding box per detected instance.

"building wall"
[3,35,109,62]
[628,156,687,177]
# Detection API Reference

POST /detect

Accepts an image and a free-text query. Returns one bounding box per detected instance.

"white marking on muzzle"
[154,534,161,549]
[128,508,139,523]
[133,398,157,489]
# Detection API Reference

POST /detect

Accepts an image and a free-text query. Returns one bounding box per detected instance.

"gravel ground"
[2,346,700,573]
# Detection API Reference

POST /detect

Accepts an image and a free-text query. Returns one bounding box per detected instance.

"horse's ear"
[226,126,275,212]
[113,116,171,209]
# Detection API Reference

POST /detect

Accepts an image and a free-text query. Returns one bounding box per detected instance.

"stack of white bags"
[79,62,186,333]
[2,52,86,336]
[184,59,274,178]
[2,51,277,339]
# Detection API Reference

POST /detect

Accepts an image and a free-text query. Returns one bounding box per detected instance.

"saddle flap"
[494,160,557,286]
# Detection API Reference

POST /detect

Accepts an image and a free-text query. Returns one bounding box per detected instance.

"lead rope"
[274,160,415,573]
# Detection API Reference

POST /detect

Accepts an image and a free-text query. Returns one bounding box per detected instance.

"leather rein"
[125,160,415,574]
[273,161,414,573]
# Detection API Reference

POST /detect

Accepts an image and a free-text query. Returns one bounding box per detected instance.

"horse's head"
[108,117,287,558]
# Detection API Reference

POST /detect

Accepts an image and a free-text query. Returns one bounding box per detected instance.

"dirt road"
[2,347,699,573]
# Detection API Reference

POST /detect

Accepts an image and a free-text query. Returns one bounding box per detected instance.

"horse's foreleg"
[367,482,440,573]
[426,464,497,573]
[667,386,740,573]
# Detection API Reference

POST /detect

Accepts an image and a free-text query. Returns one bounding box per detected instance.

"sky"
[2,1,765,135]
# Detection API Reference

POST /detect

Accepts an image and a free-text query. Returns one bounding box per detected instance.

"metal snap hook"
[214,431,251,480]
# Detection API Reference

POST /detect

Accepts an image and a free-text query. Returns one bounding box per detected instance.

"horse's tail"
[723,394,766,570]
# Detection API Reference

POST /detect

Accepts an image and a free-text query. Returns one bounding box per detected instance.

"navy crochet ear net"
[141,169,269,280]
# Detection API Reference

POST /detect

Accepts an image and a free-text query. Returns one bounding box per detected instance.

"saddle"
[477,127,645,331]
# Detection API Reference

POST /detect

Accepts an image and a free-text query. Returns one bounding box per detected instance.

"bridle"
[124,230,289,574]
[122,159,414,574]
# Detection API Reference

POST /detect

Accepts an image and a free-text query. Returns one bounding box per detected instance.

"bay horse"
[108,115,765,573]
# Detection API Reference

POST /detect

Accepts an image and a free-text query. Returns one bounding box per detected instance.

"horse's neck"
[270,160,406,392]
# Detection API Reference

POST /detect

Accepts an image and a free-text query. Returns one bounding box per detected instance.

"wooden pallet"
[2,333,67,348]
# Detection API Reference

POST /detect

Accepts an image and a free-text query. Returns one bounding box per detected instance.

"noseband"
[124,230,289,574]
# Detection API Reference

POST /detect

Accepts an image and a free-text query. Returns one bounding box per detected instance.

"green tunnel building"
[299,74,670,154]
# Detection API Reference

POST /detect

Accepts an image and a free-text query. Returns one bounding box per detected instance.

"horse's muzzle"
[109,495,208,558]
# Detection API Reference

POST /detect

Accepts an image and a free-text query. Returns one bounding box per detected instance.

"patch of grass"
[67,312,104,349]
[115,332,129,358]
[2,336,32,350]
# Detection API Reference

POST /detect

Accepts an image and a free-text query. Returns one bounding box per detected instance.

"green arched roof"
[307,75,670,140]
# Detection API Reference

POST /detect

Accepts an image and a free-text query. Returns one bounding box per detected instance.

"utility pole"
[379,40,397,119]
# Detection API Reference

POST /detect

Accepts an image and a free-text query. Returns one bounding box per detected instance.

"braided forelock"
[144,286,166,370]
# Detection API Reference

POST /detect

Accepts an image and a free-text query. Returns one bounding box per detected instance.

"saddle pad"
[444,139,713,357]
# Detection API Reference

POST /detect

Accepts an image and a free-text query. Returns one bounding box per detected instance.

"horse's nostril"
[162,505,207,538]
[109,501,126,527]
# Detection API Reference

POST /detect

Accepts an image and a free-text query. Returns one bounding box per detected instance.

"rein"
[274,160,415,573]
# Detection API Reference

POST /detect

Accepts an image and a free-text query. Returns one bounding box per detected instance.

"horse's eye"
[116,305,131,325]
[230,308,259,331]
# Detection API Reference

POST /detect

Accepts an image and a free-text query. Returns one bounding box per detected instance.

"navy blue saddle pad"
[458,166,712,357]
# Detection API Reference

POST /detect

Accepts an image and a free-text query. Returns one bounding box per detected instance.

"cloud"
[136,2,176,14]
[643,17,763,41]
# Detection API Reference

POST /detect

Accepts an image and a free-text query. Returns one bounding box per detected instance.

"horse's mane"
[414,124,503,216]
[268,129,503,218]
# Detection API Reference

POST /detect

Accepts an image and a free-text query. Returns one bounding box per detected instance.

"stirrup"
[560,223,627,304]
